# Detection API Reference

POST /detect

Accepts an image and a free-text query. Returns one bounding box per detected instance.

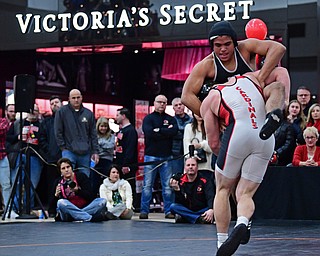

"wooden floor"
[1,213,320,256]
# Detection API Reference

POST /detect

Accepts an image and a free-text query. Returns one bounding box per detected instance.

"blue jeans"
[170,203,209,223]
[140,155,173,215]
[11,154,43,210]
[62,150,91,177]
[57,198,106,222]
[0,156,11,208]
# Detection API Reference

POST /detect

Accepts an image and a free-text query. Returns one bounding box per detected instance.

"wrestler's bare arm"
[200,90,221,155]
[239,38,286,86]
[182,55,214,116]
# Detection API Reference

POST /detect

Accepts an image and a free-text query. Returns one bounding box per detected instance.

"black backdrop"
[254,166,320,220]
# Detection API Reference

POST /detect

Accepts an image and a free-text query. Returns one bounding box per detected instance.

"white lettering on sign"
[16,1,254,34]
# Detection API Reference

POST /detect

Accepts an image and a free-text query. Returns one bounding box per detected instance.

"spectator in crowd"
[139,94,178,220]
[0,116,13,217]
[292,127,320,167]
[54,157,106,222]
[5,104,16,123]
[286,100,306,145]
[171,97,192,174]
[114,108,138,210]
[99,164,133,220]
[5,104,19,171]
[181,21,287,140]
[306,103,320,138]
[5,104,20,219]
[183,113,213,180]
[92,117,115,196]
[54,89,99,178]
[11,104,43,213]
[39,95,63,216]
[3,104,16,213]
[296,86,315,116]
[269,110,296,166]
[169,157,214,224]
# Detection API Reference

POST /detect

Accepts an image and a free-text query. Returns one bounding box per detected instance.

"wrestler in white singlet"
[214,76,275,183]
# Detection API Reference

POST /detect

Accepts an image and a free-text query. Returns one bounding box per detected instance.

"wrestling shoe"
[240,220,252,245]
[259,109,283,140]
[216,224,247,256]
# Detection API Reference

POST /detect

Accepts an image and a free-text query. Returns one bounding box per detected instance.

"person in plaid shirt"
[0,117,11,215]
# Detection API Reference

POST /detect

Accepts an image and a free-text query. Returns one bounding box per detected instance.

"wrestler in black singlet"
[198,48,253,101]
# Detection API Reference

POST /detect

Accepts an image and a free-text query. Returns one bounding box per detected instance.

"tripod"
[2,113,47,220]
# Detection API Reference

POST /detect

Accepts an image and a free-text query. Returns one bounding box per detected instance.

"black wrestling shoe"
[259,109,283,140]
[240,220,252,245]
[216,224,247,256]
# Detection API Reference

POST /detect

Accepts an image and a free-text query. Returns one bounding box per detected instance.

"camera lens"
[69,181,76,189]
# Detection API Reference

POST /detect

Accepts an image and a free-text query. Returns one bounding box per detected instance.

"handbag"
[191,138,207,163]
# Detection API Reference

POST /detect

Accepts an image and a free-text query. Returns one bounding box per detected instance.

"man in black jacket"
[54,89,99,178]
[169,157,214,224]
[115,108,138,209]
[39,95,62,215]
[139,94,178,219]
[53,158,106,222]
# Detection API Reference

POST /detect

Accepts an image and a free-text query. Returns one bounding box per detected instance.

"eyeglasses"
[305,136,316,140]
[155,101,167,104]
[297,94,310,97]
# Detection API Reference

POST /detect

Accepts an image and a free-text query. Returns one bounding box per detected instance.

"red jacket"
[306,120,320,131]
[292,145,320,166]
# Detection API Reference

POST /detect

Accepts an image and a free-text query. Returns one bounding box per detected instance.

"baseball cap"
[208,21,238,48]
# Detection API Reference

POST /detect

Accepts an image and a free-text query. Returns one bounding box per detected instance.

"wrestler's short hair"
[208,21,238,49]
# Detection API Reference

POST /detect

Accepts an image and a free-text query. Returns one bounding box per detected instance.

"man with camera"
[169,157,214,224]
[53,158,106,222]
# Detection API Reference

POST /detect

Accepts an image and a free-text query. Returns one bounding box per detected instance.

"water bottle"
[38,210,44,220]
[90,159,96,168]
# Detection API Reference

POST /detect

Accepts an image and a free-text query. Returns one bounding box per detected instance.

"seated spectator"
[54,158,106,222]
[306,103,320,146]
[169,157,214,224]
[99,164,133,220]
[286,100,306,145]
[292,127,320,167]
[270,110,296,166]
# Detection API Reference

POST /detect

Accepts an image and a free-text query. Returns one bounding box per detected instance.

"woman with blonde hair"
[306,103,320,146]
[292,126,320,166]
[92,117,115,196]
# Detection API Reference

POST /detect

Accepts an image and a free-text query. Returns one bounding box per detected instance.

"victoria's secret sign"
[16,1,254,34]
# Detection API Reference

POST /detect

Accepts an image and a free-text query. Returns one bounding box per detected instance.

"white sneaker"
[5,211,19,219]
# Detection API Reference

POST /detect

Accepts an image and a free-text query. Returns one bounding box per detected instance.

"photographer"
[53,158,106,222]
[169,157,214,224]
